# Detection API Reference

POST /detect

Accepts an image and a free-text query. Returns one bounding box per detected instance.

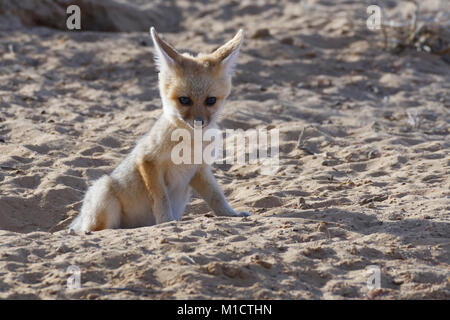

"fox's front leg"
[190,165,250,217]
[137,160,175,224]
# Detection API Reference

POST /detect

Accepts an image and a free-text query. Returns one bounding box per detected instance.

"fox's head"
[150,27,243,129]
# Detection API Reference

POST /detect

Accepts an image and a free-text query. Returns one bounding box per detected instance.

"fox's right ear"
[150,27,180,71]
[212,29,244,76]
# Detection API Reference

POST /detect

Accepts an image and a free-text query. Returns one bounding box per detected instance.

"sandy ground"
[0,0,449,299]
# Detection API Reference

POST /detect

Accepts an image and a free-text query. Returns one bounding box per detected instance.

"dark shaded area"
[0,0,181,32]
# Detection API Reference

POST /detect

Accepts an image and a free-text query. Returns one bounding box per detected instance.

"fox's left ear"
[150,27,181,71]
[212,29,244,76]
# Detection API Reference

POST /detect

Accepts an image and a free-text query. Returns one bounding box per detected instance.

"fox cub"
[70,27,249,231]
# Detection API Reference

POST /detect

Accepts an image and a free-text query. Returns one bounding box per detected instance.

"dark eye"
[205,97,216,106]
[178,97,192,106]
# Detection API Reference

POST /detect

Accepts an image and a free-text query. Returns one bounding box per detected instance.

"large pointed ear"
[150,27,181,71]
[212,29,244,76]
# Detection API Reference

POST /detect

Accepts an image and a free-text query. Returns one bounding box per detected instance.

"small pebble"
[252,28,270,39]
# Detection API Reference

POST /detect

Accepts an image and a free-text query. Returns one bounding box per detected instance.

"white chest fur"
[164,163,199,220]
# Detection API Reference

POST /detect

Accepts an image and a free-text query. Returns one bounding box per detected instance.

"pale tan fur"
[70,27,248,232]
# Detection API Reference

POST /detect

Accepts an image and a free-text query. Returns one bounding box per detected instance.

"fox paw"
[235,211,251,217]
[157,214,175,224]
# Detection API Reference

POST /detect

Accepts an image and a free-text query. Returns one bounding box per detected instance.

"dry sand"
[0,0,449,299]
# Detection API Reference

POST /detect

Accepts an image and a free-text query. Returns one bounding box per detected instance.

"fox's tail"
[69,175,121,232]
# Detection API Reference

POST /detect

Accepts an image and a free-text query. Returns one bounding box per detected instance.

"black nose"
[194,117,204,125]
